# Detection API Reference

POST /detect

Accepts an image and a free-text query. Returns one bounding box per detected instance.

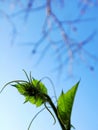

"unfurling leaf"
[13,79,48,107]
[57,81,79,130]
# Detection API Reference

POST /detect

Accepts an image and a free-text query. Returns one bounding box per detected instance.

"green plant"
[0,70,79,130]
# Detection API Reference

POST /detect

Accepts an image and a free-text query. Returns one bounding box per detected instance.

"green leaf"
[57,81,79,130]
[13,79,48,107]
[32,79,47,94]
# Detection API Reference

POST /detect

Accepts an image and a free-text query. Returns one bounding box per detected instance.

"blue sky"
[0,1,98,130]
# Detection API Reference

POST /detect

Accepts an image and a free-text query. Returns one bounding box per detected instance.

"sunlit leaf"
[32,79,47,94]
[13,79,48,107]
[57,81,79,130]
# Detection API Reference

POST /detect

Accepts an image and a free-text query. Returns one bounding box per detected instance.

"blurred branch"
[0,9,17,44]
[0,0,98,78]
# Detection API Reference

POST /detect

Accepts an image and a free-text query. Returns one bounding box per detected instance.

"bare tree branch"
[0,0,98,78]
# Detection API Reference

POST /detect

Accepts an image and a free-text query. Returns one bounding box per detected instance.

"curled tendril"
[28,104,56,130]
[22,69,33,83]
[0,70,33,94]
[28,107,46,130]
[39,76,57,102]
[44,102,56,125]
[0,80,28,94]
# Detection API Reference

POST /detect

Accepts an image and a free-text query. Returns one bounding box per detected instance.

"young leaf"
[13,79,48,107]
[57,81,79,130]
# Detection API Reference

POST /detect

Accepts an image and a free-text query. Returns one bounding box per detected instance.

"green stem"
[45,94,66,130]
